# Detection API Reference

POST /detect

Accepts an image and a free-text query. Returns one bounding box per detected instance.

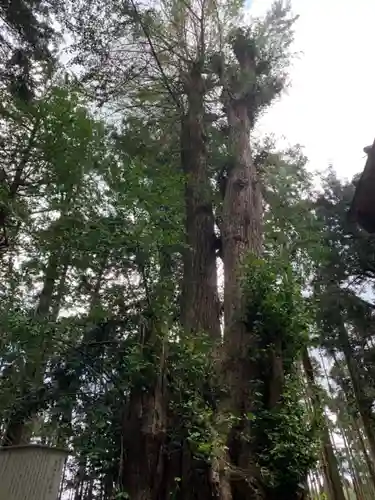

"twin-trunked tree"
[113,1,317,499]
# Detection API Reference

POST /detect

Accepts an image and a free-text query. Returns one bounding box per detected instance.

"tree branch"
[125,0,182,110]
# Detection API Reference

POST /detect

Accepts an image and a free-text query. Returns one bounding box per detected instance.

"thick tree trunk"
[164,65,222,500]
[121,247,176,500]
[180,65,220,341]
[121,367,167,500]
[218,66,266,498]
[302,349,346,500]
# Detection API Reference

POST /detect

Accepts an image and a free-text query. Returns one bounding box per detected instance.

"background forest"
[0,1,374,500]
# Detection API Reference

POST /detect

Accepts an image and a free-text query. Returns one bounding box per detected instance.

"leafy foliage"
[1,0,373,499]
[240,256,318,494]
[243,255,309,371]
[256,375,319,493]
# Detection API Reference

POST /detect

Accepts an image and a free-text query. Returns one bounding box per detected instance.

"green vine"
[241,255,319,494]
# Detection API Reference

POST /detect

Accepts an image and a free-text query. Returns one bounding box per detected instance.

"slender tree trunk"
[333,371,375,498]
[338,324,375,463]
[88,254,108,316]
[320,451,337,500]
[74,464,86,500]
[319,351,363,500]
[302,349,346,500]
[51,257,69,319]
[320,460,332,499]
[2,249,62,445]
[352,417,375,492]
[335,419,357,500]
[0,115,40,243]
[347,421,373,500]
[36,251,62,316]
[307,473,315,499]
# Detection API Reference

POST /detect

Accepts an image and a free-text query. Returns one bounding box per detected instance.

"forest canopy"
[0,1,374,500]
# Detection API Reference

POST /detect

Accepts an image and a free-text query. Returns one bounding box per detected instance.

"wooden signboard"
[0,444,68,500]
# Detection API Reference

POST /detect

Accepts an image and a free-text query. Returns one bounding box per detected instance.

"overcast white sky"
[249,0,375,182]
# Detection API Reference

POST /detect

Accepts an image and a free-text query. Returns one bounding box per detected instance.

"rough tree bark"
[121,356,167,500]
[218,44,266,500]
[121,248,172,500]
[180,63,221,341]
[151,63,223,500]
